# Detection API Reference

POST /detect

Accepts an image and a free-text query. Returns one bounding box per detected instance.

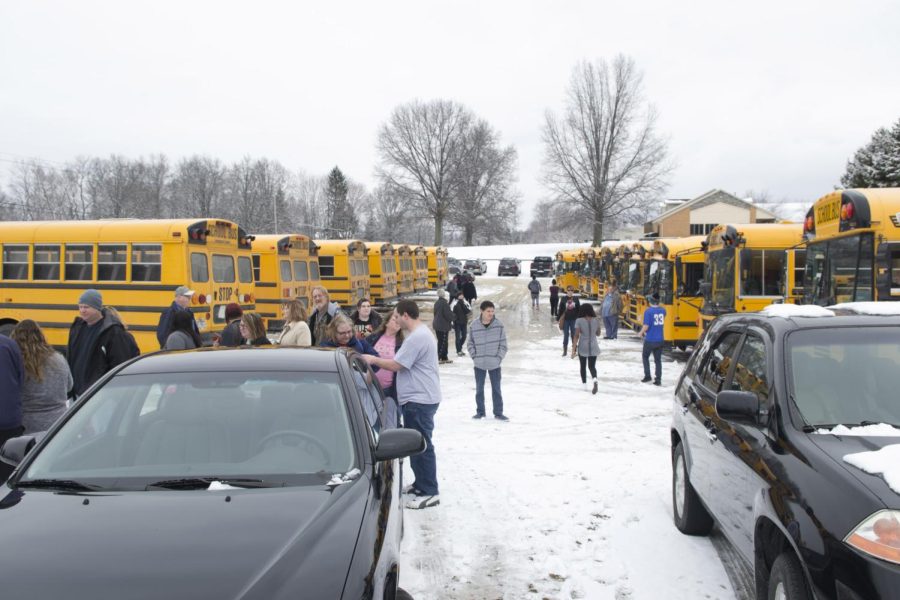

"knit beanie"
[78,289,103,311]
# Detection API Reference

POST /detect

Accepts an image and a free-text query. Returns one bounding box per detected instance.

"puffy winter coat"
[467,317,508,371]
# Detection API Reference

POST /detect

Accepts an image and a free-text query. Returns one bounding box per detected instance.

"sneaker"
[641,376,652,383]
[653,380,662,386]
[494,414,509,421]
[457,351,465,357]
[592,379,598,395]
[406,495,440,509]
[402,483,420,495]
[472,413,485,419]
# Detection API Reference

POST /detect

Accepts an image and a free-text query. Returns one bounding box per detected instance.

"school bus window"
[891,248,900,292]
[132,244,161,282]
[794,250,806,289]
[310,260,320,280]
[681,262,704,296]
[65,245,93,281]
[708,247,735,309]
[213,254,236,283]
[741,250,784,296]
[191,253,209,283]
[280,259,292,282]
[2,245,29,280]
[293,260,308,281]
[319,256,335,277]
[33,245,60,281]
[238,256,253,283]
[252,255,261,283]
[98,244,127,281]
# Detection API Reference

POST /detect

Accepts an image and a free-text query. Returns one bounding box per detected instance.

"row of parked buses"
[554,187,900,350]
[0,218,449,353]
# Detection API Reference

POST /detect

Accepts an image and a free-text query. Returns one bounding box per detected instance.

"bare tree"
[171,155,225,217]
[450,120,518,245]
[88,155,145,218]
[362,183,410,241]
[376,99,472,245]
[542,55,670,244]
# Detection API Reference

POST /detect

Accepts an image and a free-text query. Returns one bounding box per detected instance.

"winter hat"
[224,302,243,321]
[649,293,660,305]
[78,289,103,311]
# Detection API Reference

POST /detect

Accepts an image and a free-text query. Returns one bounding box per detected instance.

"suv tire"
[767,552,811,600]
[672,442,713,535]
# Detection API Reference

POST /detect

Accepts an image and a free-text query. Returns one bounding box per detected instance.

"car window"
[697,330,743,393]
[21,371,356,489]
[730,334,770,406]
[351,360,382,437]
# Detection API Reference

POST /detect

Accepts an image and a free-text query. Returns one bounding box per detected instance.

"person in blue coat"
[319,314,379,357]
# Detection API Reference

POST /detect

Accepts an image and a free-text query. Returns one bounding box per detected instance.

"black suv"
[671,305,900,600]
[530,256,553,278]
[498,257,520,276]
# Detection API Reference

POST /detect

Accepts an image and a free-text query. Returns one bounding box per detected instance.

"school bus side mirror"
[699,281,711,299]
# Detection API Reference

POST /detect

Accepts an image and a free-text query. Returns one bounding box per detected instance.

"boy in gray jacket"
[467,300,508,421]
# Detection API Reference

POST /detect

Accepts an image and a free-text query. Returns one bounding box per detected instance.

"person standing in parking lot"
[11,320,72,434]
[601,280,623,339]
[571,304,601,394]
[527,276,542,309]
[549,279,560,319]
[360,299,441,510]
[467,301,508,421]
[308,286,343,346]
[67,289,140,399]
[450,290,471,357]
[156,286,198,349]
[432,289,454,364]
[0,332,25,481]
[462,274,477,305]
[557,286,580,357]
[640,293,666,386]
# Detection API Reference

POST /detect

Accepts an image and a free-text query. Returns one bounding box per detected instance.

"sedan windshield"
[20,372,356,490]
[788,328,900,428]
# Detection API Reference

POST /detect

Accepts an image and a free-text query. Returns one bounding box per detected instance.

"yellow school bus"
[579,248,599,299]
[251,234,321,330]
[365,242,399,305]
[314,239,370,308]
[555,248,584,291]
[641,236,706,349]
[700,223,806,329]
[624,241,659,328]
[0,218,255,353]
[395,245,415,297]
[413,246,430,293]
[802,188,900,305]
[425,246,448,289]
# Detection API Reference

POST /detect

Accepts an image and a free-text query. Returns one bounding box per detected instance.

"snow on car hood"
[760,304,834,318]
[827,301,900,316]
[844,444,900,495]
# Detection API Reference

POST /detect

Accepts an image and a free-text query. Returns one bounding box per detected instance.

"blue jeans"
[402,402,439,495]
[474,367,503,416]
[454,322,467,354]
[642,341,664,382]
[603,315,619,339]
[562,319,577,352]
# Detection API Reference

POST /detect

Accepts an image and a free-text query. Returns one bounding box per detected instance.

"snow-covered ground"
[399,275,737,599]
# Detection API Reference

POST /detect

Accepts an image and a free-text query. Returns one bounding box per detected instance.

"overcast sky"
[1,0,898,223]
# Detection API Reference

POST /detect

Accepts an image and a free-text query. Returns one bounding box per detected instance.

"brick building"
[643,189,779,237]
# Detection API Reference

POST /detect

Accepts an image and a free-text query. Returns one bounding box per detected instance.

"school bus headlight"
[845,510,900,565]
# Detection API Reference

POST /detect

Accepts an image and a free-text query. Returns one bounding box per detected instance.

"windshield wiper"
[145,477,268,490]
[15,479,102,492]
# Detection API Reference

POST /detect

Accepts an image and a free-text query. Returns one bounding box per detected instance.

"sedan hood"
[0,480,369,600]
[809,434,900,507]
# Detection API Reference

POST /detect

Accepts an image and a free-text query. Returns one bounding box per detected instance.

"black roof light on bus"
[238,227,255,250]
[187,221,211,244]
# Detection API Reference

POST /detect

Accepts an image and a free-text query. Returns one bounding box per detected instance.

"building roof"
[645,189,779,225]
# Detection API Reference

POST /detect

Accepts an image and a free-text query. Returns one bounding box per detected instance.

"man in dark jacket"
[67,289,140,398]
[432,289,455,364]
[308,286,343,346]
[557,286,581,356]
[0,333,24,481]
[450,290,471,357]
[462,274,478,304]
[156,285,199,348]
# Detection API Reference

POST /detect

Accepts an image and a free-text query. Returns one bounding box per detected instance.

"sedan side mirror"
[0,434,40,467]
[373,429,426,461]
[716,390,760,426]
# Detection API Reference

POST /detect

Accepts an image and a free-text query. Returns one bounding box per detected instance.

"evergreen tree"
[325,166,357,238]
[840,118,900,188]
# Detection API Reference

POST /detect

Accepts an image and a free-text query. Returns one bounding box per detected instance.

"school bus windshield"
[706,247,735,311]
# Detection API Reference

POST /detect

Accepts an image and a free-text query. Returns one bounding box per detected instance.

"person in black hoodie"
[67,289,140,399]
[462,273,478,304]
[450,290,471,357]
[556,286,581,357]
[432,289,455,364]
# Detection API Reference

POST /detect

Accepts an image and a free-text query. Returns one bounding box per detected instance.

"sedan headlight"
[845,510,900,565]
